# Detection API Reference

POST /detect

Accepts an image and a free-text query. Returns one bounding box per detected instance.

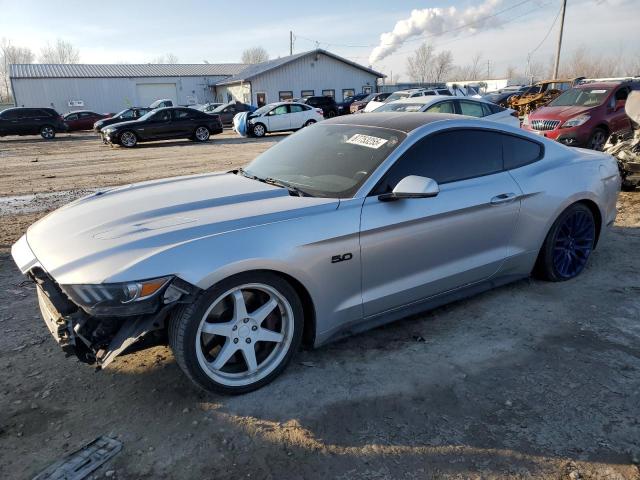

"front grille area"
[531,119,560,131]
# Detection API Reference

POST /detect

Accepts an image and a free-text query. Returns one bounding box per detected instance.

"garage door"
[136,83,178,107]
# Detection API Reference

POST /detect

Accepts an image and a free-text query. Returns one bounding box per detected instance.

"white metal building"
[215,49,384,106]
[9,49,384,113]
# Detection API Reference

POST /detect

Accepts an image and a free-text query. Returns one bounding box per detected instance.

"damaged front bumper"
[12,235,198,368]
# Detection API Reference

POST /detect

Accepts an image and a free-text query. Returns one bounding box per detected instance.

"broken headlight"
[60,276,172,317]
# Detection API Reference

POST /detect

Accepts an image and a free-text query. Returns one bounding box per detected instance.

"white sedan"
[246,102,325,137]
[373,96,520,127]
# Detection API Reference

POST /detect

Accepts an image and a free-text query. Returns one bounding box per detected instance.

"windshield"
[252,104,274,116]
[374,102,424,112]
[549,87,611,107]
[212,103,231,113]
[244,124,405,198]
[386,92,411,102]
[113,109,129,118]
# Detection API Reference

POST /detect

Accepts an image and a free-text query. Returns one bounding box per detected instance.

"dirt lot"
[1,132,639,479]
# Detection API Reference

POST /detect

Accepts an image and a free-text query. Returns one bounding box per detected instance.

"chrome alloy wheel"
[120,131,137,147]
[40,126,55,139]
[195,283,294,387]
[195,126,209,141]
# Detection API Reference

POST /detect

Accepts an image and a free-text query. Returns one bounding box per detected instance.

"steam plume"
[369,0,503,64]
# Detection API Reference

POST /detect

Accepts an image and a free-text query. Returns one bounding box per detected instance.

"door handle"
[490,193,518,205]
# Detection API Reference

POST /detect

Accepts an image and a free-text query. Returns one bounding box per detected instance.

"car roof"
[321,112,461,133]
[575,82,624,89]
[388,96,490,105]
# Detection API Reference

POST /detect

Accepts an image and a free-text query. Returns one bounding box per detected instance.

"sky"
[0,0,638,80]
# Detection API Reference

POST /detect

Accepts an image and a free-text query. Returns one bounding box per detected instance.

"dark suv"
[0,107,67,139]
[300,96,338,118]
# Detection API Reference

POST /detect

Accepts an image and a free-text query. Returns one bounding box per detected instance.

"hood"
[530,105,593,120]
[104,118,143,130]
[26,173,338,284]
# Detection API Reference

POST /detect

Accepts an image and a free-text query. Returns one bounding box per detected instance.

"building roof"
[321,112,461,133]
[10,63,248,79]
[216,49,385,86]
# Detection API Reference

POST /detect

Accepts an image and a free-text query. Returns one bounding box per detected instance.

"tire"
[193,126,210,142]
[326,111,336,118]
[169,272,304,395]
[587,127,608,151]
[40,125,56,140]
[252,123,266,138]
[119,130,137,148]
[534,203,596,282]
[303,120,317,128]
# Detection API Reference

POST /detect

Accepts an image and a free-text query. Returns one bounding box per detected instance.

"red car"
[63,110,113,131]
[522,81,638,150]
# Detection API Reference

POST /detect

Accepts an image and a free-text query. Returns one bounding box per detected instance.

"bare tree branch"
[241,47,269,64]
[406,43,435,83]
[150,53,179,64]
[0,38,34,103]
[39,39,80,64]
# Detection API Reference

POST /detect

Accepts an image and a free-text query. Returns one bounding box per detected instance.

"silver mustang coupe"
[12,113,620,394]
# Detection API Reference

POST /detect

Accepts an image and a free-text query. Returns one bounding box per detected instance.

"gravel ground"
[0,132,639,479]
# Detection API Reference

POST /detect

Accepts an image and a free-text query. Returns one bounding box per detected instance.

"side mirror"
[615,99,626,112]
[378,176,440,202]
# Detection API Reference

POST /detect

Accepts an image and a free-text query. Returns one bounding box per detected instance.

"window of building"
[301,90,314,98]
[279,91,293,102]
[342,89,355,101]
[363,86,372,94]
[322,89,335,99]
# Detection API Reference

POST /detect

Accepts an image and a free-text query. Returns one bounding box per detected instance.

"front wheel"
[169,272,304,394]
[252,123,266,138]
[40,125,56,139]
[119,131,137,148]
[587,128,608,151]
[535,203,596,281]
[193,126,210,142]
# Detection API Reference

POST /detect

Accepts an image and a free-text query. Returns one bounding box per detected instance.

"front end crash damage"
[604,90,640,190]
[31,269,200,368]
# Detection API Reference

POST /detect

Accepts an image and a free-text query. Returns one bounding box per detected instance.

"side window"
[488,103,504,114]
[122,110,135,119]
[79,112,94,118]
[425,101,454,114]
[273,105,288,115]
[423,91,436,96]
[174,109,191,120]
[289,104,304,113]
[153,110,171,121]
[615,88,629,101]
[375,130,503,193]
[502,135,543,170]
[66,113,78,121]
[458,101,485,118]
[2,110,20,119]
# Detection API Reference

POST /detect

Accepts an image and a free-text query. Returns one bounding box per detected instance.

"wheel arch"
[575,198,603,248]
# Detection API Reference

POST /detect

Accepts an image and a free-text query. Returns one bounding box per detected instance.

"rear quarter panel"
[507,141,619,263]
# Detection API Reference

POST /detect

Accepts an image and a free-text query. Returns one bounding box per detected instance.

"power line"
[528,1,563,57]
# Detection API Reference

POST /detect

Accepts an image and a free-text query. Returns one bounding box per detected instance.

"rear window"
[503,135,543,169]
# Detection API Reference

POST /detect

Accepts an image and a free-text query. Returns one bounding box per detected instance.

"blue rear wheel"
[536,203,596,281]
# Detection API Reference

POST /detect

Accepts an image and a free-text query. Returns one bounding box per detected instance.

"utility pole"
[289,31,293,56]
[553,0,567,79]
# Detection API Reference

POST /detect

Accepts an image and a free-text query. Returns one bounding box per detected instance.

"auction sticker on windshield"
[346,133,388,149]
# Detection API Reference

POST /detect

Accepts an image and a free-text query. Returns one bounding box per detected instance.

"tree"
[0,39,34,103]
[241,47,269,64]
[39,39,80,64]
[432,51,454,82]
[151,53,179,64]
[406,43,434,83]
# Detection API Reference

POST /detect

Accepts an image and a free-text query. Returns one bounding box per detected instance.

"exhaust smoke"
[369,0,504,64]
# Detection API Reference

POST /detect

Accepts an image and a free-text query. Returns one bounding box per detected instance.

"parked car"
[336,93,369,115]
[509,78,577,116]
[483,86,529,108]
[522,81,639,150]
[350,92,391,113]
[209,102,255,127]
[300,96,339,118]
[93,108,152,132]
[12,112,619,394]
[373,96,520,127]
[100,107,223,147]
[149,99,174,109]
[0,107,67,139]
[63,111,112,131]
[197,102,224,113]
[245,102,324,137]
[363,88,449,113]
